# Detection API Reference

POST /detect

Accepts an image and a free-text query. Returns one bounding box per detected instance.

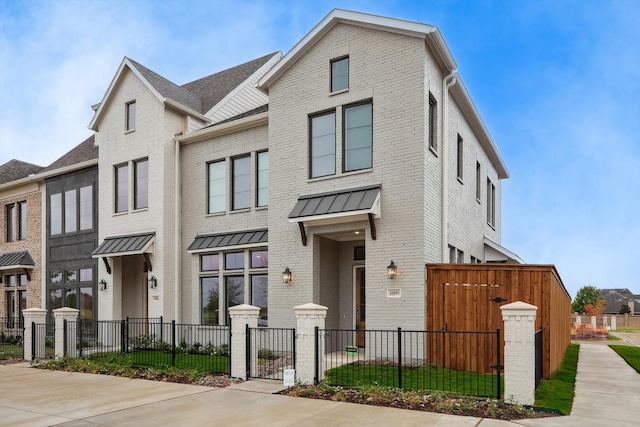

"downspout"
[441,71,458,261]
[174,138,181,321]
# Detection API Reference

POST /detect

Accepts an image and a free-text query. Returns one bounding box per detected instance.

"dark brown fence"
[426,264,571,379]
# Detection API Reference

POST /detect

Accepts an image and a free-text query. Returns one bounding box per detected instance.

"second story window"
[64,189,77,233]
[115,164,129,213]
[50,186,93,235]
[126,101,136,132]
[134,159,148,209]
[207,160,226,214]
[487,178,496,227]
[5,204,15,242]
[476,161,481,202]
[232,156,251,210]
[343,102,372,172]
[331,56,349,92]
[310,111,336,178]
[18,201,27,240]
[256,151,269,207]
[428,93,437,152]
[114,158,147,213]
[457,134,464,181]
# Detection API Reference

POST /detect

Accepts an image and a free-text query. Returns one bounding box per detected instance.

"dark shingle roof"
[0,160,43,185]
[0,250,35,268]
[181,52,278,113]
[41,135,97,173]
[208,104,269,127]
[188,229,268,251]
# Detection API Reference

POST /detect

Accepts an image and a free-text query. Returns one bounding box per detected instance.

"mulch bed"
[0,358,25,365]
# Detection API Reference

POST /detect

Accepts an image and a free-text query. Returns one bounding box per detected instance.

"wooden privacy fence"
[426,264,571,379]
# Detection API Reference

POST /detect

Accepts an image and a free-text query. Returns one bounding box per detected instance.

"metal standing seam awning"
[188,229,268,253]
[288,185,381,246]
[91,232,155,274]
[0,250,35,280]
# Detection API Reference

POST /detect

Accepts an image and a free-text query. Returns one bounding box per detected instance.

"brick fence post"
[500,301,538,405]
[229,304,259,380]
[53,307,79,359]
[294,303,327,385]
[22,308,47,361]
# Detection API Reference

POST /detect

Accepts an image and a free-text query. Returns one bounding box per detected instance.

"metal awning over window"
[288,185,381,245]
[0,250,35,280]
[91,232,155,274]
[188,229,267,253]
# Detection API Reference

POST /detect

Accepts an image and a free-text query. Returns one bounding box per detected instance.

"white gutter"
[174,138,181,322]
[441,71,458,261]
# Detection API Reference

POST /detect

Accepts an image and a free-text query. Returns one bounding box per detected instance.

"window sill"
[230,208,250,214]
[255,206,268,211]
[113,211,128,217]
[330,88,349,96]
[206,212,226,218]
[429,146,438,157]
[308,168,372,183]
[487,222,496,230]
[476,198,481,204]
[132,208,148,214]
[457,177,464,185]
[124,129,135,134]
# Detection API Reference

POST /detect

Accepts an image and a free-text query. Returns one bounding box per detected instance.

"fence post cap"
[294,303,328,311]
[228,304,260,314]
[22,307,48,314]
[500,301,538,312]
[52,307,80,316]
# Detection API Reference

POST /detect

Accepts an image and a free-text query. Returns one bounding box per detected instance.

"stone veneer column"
[22,308,47,361]
[294,303,327,385]
[229,304,259,380]
[500,301,538,405]
[53,307,79,359]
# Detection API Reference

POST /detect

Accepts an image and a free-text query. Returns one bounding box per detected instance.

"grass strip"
[534,343,579,414]
[609,345,640,373]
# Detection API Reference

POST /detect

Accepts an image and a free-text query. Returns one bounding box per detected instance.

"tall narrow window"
[232,156,251,210]
[476,162,481,201]
[491,183,496,227]
[208,160,226,213]
[115,164,129,213]
[225,276,245,317]
[331,56,349,92]
[457,249,464,263]
[50,194,62,235]
[6,204,15,242]
[134,159,148,209]
[201,277,219,325]
[310,112,335,178]
[251,275,268,327]
[457,134,463,181]
[428,93,437,151]
[79,186,93,230]
[64,189,77,233]
[448,245,456,263]
[126,101,136,131]
[344,102,372,172]
[256,151,269,207]
[17,201,27,240]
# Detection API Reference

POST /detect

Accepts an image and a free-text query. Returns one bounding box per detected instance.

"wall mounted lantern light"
[149,275,157,289]
[99,279,107,291]
[282,267,292,284]
[387,261,397,279]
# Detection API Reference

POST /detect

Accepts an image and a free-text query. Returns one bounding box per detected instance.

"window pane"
[201,254,219,271]
[233,156,251,210]
[251,250,268,268]
[18,274,27,286]
[331,57,349,92]
[310,113,335,178]
[251,275,268,326]
[134,159,148,209]
[115,164,129,213]
[6,204,15,241]
[201,277,219,325]
[65,270,77,282]
[208,161,226,213]
[80,186,93,230]
[257,151,269,207]
[64,189,77,232]
[65,288,77,308]
[344,103,372,171]
[225,276,245,310]
[6,291,15,317]
[79,287,93,320]
[457,135,463,180]
[51,193,62,235]
[18,290,27,316]
[6,275,16,287]
[476,162,481,200]
[18,202,27,239]
[79,268,93,282]
[126,101,136,131]
[225,252,244,270]
[50,271,62,284]
[428,94,437,150]
[50,289,63,310]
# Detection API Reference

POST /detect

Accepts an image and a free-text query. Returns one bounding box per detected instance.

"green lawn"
[88,350,229,374]
[0,344,24,359]
[534,343,579,414]
[324,362,502,397]
[609,345,640,373]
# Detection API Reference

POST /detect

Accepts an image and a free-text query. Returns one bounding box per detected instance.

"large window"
[48,266,95,321]
[331,56,349,92]
[5,204,15,242]
[115,164,129,213]
[256,151,269,207]
[126,101,136,131]
[4,274,27,325]
[64,189,77,233]
[343,102,372,172]
[251,275,268,326]
[207,160,226,213]
[232,156,251,210]
[457,134,463,181]
[134,159,148,209]
[428,93,437,151]
[50,186,93,235]
[51,194,62,235]
[201,277,220,325]
[310,112,336,178]
[79,186,93,230]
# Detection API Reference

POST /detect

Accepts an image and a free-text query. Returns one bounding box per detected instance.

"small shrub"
[129,334,156,350]
[258,348,276,360]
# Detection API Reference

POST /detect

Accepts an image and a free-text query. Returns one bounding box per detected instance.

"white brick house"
[88,9,520,333]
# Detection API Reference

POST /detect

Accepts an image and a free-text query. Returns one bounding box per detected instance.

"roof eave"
[176,111,268,145]
[163,98,210,123]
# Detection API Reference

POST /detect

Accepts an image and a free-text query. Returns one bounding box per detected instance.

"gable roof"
[0,250,35,269]
[0,159,43,185]
[40,135,97,173]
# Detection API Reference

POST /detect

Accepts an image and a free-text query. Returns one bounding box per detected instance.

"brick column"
[53,308,79,359]
[229,304,259,380]
[501,301,538,405]
[22,308,47,361]
[294,303,327,385]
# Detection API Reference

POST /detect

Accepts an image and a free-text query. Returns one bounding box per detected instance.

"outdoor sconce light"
[387,261,397,279]
[149,275,157,289]
[99,279,107,291]
[282,267,292,284]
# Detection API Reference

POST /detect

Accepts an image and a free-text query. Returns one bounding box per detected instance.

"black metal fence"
[0,317,24,359]
[535,328,543,388]
[247,326,295,380]
[63,318,230,374]
[316,328,502,398]
[32,322,54,360]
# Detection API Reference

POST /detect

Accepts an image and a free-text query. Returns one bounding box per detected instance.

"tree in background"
[584,299,606,316]
[572,285,603,314]
[619,304,632,315]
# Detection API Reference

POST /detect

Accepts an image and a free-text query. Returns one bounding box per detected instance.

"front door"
[355,267,366,347]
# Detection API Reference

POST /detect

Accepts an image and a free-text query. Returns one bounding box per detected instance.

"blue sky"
[1,0,639,299]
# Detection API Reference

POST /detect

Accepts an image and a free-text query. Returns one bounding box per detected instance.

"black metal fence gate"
[246,326,295,380]
[535,328,543,388]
